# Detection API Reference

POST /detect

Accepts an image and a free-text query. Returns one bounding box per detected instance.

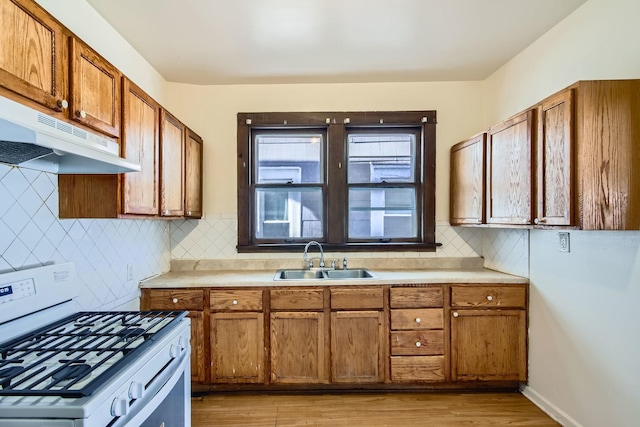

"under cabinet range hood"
[0,95,141,174]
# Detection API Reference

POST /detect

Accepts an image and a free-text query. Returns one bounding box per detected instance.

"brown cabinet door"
[536,89,574,226]
[486,110,533,224]
[185,128,203,218]
[188,311,206,383]
[69,38,121,137]
[160,109,185,216]
[211,312,264,384]
[121,78,160,215]
[270,312,325,384]
[330,311,384,383]
[450,309,527,381]
[450,133,486,225]
[0,0,68,111]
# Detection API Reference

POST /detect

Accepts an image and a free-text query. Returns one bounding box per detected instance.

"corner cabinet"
[450,133,486,225]
[185,129,204,218]
[140,289,206,384]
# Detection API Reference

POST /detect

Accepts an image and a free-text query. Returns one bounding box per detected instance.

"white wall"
[482,0,640,425]
[165,81,487,259]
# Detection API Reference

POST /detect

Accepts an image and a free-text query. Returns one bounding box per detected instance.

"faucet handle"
[343,257,348,269]
[308,259,314,269]
[330,259,338,269]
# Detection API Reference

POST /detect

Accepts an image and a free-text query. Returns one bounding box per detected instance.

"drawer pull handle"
[172,298,178,303]
[415,341,421,347]
[232,300,238,305]
[453,312,459,318]
[487,295,493,301]
[415,318,421,323]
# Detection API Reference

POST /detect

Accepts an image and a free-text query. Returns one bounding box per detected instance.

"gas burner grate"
[0,311,186,398]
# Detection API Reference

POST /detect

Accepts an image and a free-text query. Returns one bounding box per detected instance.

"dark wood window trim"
[237,111,438,253]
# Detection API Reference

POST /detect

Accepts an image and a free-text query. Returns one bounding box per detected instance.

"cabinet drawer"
[146,289,203,310]
[391,309,443,330]
[390,287,443,308]
[211,290,263,311]
[270,289,324,310]
[451,285,526,308]
[391,331,444,356]
[391,356,445,382]
[330,287,384,310]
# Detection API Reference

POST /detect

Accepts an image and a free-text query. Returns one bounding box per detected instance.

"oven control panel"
[0,278,36,304]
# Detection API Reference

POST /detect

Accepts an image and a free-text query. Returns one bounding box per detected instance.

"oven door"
[112,346,191,427]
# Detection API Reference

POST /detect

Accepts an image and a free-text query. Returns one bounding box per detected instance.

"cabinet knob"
[76,110,87,118]
[453,312,459,318]
[232,299,238,305]
[187,211,192,216]
[57,99,68,110]
[487,295,493,301]
[163,210,170,215]
[172,298,178,303]
[415,341,421,347]
[415,318,421,323]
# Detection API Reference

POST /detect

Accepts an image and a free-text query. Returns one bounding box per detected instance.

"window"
[237,111,436,252]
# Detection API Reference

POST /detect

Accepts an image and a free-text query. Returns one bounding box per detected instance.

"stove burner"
[51,363,91,386]
[116,328,147,342]
[0,366,26,389]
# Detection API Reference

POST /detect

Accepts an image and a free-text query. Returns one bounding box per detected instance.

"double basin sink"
[274,268,374,281]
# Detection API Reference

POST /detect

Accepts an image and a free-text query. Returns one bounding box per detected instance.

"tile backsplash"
[0,164,170,310]
[170,214,484,260]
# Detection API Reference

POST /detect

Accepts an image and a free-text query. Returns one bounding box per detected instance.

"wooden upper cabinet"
[121,78,160,216]
[450,133,486,225]
[69,38,121,138]
[160,109,186,217]
[536,89,574,226]
[576,80,640,230]
[486,110,534,225]
[185,128,203,218]
[0,0,68,112]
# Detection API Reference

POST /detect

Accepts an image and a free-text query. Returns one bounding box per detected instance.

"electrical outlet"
[127,264,134,281]
[558,232,570,253]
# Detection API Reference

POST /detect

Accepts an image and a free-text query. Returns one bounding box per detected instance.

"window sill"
[237,242,441,253]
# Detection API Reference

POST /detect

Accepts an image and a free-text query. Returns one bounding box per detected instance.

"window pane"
[255,188,323,239]
[255,134,323,184]
[348,188,417,239]
[348,133,415,183]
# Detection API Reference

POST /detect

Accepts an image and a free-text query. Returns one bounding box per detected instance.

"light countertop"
[140,261,527,289]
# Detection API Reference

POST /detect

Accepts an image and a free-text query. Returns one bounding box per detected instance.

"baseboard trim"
[520,385,583,427]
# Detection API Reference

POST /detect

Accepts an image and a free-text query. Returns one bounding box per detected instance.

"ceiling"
[86,0,587,85]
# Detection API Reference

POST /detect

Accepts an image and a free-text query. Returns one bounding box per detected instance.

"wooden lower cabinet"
[188,311,206,383]
[211,312,264,383]
[270,312,325,384]
[143,282,528,390]
[331,311,384,383]
[450,309,527,381]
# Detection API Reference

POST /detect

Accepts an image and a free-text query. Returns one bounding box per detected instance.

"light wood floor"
[191,392,560,426]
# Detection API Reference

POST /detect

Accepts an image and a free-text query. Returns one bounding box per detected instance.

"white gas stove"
[0,263,191,427]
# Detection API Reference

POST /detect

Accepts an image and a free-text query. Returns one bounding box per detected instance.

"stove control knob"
[111,397,129,417]
[179,336,189,350]
[129,382,144,400]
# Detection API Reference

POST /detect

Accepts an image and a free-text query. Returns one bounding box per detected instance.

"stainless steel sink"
[273,268,374,281]
[323,269,374,279]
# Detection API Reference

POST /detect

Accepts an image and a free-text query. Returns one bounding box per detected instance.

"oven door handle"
[111,345,191,427]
